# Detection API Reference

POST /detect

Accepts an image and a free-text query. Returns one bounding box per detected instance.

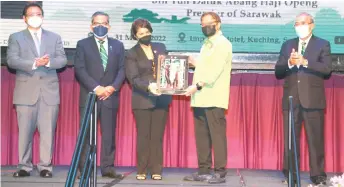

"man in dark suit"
[74,11,125,179]
[275,12,332,186]
[7,3,67,178]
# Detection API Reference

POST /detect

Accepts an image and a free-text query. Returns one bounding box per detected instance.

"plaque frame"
[156,55,189,95]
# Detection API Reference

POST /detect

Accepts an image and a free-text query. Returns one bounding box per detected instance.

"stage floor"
[0,166,337,187]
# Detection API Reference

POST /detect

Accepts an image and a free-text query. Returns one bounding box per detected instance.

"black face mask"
[138,35,152,45]
[202,25,216,37]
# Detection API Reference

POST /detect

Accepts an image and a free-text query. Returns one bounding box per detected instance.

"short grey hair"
[296,12,314,23]
[91,11,110,23]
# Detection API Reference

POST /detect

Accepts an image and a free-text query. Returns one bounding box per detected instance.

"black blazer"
[275,35,332,110]
[125,42,172,109]
[74,36,125,108]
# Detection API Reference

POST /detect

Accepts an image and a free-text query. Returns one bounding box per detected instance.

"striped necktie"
[301,42,306,55]
[98,40,108,69]
[33,32,40,56]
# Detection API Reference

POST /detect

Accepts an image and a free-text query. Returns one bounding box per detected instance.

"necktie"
[33,32,40,56]
[98,40,108,70]
[301,42,306,55]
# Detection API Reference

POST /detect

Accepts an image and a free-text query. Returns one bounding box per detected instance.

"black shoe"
[282,179,297,185]
[311,175,327,185]
[13,170,30,177]
[102,172,124,179]
[183,172,213,182]
[282,179,288,185]
[208,173,226,184]
[40,170,52,178]
[77,171,81,179]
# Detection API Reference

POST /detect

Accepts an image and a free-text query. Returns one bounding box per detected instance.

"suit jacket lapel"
[23,29,39,57]
[40,29,47,56]
[151,43,159,66]
[135,43,158,78]
[293,38,299,53]
[135,43,148,61]
[303,35,315,58]
[151,43,161,80]
[104,38,113,74]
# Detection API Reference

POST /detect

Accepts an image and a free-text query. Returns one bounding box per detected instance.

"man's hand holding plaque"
[184,85,198,96]
[188,56,198,67]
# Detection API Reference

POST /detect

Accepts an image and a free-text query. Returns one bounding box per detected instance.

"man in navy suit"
[74,11,125,179]
[275,12,332,186]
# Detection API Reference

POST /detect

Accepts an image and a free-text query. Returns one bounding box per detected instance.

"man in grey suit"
[6,3,67,178]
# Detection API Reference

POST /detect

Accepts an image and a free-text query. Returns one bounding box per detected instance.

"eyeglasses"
[26,13,42,17]
[294,21,313,27]
[92,22,109,27]
[200,21,217,27]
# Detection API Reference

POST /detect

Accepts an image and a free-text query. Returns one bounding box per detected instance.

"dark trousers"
[283,105,326,178]
[78,104,118,174]
[193,107,227,177]
[133,106,168,175]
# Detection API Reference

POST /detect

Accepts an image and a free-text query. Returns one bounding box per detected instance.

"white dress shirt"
[29,28,51,69]
[289,34,312,69]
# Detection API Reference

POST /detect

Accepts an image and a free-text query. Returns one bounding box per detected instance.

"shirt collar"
[299,34,312,44]
[94,36,108,44]
[203,31,223,46]
[28,27,42,36]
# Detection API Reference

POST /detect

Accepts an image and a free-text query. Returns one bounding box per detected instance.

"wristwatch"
[196,82,203,90]
[304,59,308,66]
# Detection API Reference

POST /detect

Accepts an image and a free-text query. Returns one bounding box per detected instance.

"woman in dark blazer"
[125,18,172,180]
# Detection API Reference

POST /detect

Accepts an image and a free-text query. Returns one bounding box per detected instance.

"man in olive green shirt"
[183,12,232,184]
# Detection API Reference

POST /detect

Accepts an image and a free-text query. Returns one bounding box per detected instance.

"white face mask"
[27,16,43,28]
[295,25,310,39]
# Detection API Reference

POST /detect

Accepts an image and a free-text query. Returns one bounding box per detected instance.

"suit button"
[297,80,300,83]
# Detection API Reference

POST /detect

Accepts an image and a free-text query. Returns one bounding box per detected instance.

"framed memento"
[156,55,189,95]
